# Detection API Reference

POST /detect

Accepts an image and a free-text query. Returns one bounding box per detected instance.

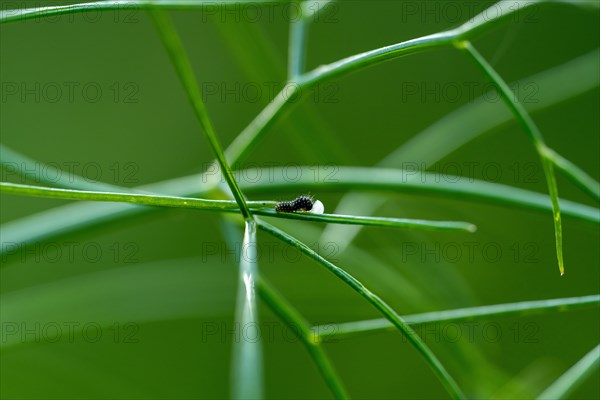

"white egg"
[309,200,324,214]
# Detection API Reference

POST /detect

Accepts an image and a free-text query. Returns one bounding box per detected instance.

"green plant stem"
[257,278,349,399]
[3,153,598,224]
[231,220,263,399]
[0,182,272,211]
[223,30,455,165]
[546,148,600,201]
[223,0,562,167]
[323,49,599,250]
[288,1,308,79]
[537,344,600,400]
[3,0,570,26]
[257,220,466,400]
[254,209,476,232]
[242,167,599,223]
[314,295,600,340]
[3,166,599,257]
[0,182,476,231]
[0,0,288,23]
[457,40,565,275]
[149,8,252,220]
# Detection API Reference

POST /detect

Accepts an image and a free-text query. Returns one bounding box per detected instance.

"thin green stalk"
[457,40,565,275]
[545,148,600,201]
[0,0,288,23]
[287,1,338,79]
[3,147,598,224]
[288,1,308,80]
[231,220,263,399]
[323,49,599,250]
[454,0,536,40]
[257,278,349,399]
[3,166,599,258]
[221,215,347,399]
[223,82,300,167]
[541,155,565,274]
[242,167,599,224]
[314,295,600,340]
[0,182,273,212]
[257,220,466,400]
[149,8,252,220]
[222,0,545,166]
[2,0,567,26]
[0,181,476,232]
[537,344,600,400]
[453,0,598,40]
[455,40,541,142]
[254,209,476,232]
[223,30,456,165]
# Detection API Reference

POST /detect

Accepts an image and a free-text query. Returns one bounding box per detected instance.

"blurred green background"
[1,1,598,399]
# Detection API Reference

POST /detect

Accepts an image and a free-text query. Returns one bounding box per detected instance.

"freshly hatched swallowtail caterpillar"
[275,195,324,214]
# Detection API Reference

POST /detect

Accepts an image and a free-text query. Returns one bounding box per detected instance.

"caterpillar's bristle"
[292,195,313,211]
[275,201,294,213]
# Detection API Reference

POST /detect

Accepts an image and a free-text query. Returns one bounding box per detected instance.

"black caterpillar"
[275,195,314,213]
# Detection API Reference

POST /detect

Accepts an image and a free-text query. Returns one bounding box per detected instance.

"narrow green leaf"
[257,278,348,399]
[323,49,600,250]
[254,209,476,232]
[315,295,600,339]
[0,0,288,23]
[149,8,252,219]
[3,167,599,257]
[540,154,565,275]
[0,181,475,232]
[458,40,566,275]
[537,344,600,400]
[0,182,274,212]
[544,147,600,201]
[257,220,466,400]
